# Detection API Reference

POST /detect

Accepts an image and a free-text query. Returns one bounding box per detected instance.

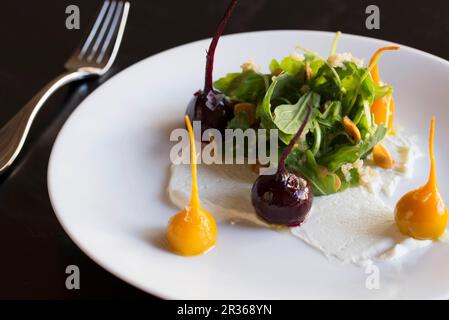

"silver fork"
[0,0,130,174]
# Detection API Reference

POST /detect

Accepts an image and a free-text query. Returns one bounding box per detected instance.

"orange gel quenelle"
[395,117,448,240]
[166,116,217,256]
[369,46,400,130]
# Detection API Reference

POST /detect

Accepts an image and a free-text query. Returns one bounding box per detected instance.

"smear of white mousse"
[168,133,431,264]
[168,163,267,227]
[290,187,430,264]
[362,132,421,197]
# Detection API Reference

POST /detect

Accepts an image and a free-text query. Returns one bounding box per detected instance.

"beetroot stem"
[204,0,239,93]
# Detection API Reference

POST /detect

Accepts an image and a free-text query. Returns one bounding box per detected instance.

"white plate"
[48,31,449,299]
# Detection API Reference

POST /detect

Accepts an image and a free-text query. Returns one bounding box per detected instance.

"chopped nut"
[240,58,260,72]
[327,52,364,69]
[341,163,352,182]
[353,159,363,169]
[341,160,364,182]
[318,165,329,177]
[373,144,395,169]
[342,116,362,142]
[319,165,341,191]
[234,102,257,125]
[359,166,379,190]
[271,68,283,76]
[290,50,305,62]
[327,54,339,68]
[333,174,342,191]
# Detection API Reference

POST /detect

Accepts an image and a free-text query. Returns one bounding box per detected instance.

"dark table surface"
[1,0,449,299]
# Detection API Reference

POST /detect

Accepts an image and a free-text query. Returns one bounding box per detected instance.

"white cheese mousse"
[168,133,429,264]
[168,162,267,227]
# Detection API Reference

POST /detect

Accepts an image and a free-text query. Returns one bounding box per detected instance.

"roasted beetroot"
[251,106,313,226]
[185,0,239,134]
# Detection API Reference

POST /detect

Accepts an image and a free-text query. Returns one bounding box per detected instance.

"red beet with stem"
[185,0,239,134]
[251,106,314,226]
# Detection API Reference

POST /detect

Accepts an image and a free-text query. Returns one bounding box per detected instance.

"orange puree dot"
[166,116,217,256]
[395,117,448,240]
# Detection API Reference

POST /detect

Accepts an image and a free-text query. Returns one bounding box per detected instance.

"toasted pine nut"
[333,174,342,191]
[342,116,362,142]
[373,144,395,169]
[319,165,341,191]
[234,102,257,125]
[318,165,329,177]
[271,68,283,76]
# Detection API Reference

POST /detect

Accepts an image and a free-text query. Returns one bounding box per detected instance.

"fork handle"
[0,70,90,173]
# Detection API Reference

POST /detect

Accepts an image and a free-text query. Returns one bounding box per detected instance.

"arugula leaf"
[271,75,304,106]
[307,57,326,77]
[269,59,281,74]
[258,73,313,144]
[286,149,340,196]
[307,63,342,102]
[316,101,342,128]
[333,62,374,117]
[317,145,360,172]
[257,74,292,144]
[279,56,305,75]
[258,75,278,128]
[310,120,322,155]
[269,55,306,76]
[359,124,387,157]
[317,124,387,171]
[273,91,320,134]
[297,45,342,87]
[214,70,269,103]
[374,83,393,99]
[351,99,373,139]
[258,73,301,126]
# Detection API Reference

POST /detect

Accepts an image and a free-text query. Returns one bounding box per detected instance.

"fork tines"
[77,0,129,64]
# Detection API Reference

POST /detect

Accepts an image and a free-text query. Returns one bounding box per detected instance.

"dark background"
[0,0,448,299]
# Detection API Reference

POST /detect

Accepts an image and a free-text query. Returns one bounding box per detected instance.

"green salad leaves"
[214,70,269,103]
[213,33,391,196]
